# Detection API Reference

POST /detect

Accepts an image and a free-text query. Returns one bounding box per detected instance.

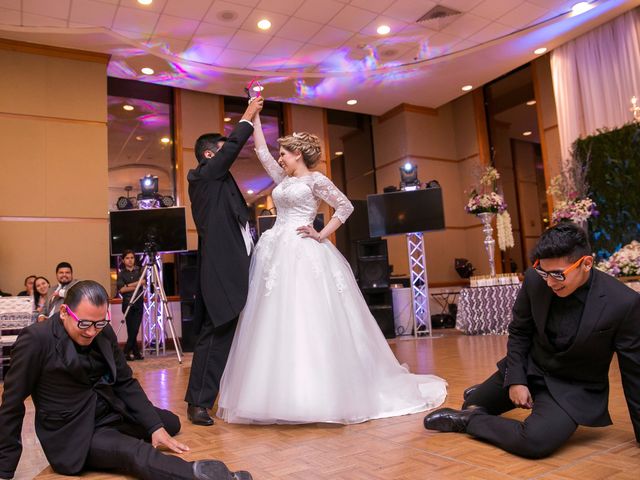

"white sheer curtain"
[551,8,640,165]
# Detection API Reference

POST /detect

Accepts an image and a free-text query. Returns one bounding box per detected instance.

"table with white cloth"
[0,296,33,380]
[456,284,521,335]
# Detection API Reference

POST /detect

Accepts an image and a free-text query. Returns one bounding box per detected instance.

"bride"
[217,112,447,425]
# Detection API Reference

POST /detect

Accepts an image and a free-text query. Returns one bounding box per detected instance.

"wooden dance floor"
[5,331,639,479]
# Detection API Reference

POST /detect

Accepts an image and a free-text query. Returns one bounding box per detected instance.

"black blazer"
[500,268,640,440]
[187,121,253,327]
[0,317,163,478]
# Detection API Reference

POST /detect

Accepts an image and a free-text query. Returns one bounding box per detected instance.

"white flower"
[496,211,514,251]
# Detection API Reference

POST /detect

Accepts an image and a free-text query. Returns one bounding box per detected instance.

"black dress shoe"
[463,384,481,401]
[133,353,144,360]
[423,406,487,433]
[192,460,253,480]
[125,352,135,362]
[187,404,214,426]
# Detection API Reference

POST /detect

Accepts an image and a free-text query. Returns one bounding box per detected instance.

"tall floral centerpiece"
[465,166,514,276]
[547,159,598,227]
[596,240,640,278]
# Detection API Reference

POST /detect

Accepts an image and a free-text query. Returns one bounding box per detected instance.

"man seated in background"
[0,280,252,480]
[40,261,78,319]
[16,275,36,297]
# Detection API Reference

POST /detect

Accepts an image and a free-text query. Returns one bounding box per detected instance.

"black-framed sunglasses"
[63,304,111,330]
[532,255,589,282]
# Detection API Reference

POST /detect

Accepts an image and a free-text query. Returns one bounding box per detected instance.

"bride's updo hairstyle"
[278,132,322,168]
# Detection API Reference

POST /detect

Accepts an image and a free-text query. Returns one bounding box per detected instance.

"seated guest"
[32,276,50,321]
[424,222,640,458]
[117,249,145,361]
[17,275,36,297]
[41,261,78,319]
[0,280,252,480]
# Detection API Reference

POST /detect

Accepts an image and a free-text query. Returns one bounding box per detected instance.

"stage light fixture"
[139,174,159,199]
[116,196,133,210]
[161,195,175,208]
[399,162,420,190]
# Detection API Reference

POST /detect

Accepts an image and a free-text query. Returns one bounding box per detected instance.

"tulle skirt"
[217,223,447,424]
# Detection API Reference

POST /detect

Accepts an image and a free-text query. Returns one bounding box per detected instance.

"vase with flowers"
[547,159,598,227]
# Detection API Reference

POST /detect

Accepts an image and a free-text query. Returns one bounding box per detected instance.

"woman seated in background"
[33,276,50,322]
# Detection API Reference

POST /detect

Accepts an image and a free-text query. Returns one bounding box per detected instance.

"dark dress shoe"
[133,353,144,360]
[192,460,253,480]
[463,384,480,400]
[423,406,487,433]
[187,405,214,426]
[125,352,135,362]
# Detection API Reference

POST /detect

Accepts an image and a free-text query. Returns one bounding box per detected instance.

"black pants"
[462,371,578,458]
[185,308,239,409]
[123,301,143,355]
[84,408,194,480]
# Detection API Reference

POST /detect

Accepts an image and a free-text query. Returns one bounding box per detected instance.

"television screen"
[109,207,188,255]
[367,187,445,237]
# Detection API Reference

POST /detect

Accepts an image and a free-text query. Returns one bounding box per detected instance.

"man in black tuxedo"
[185,97,263,426]
[0,280,251,479]
[424,222,640,458]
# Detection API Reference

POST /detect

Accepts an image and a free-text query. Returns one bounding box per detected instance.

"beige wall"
[0,41,110,294]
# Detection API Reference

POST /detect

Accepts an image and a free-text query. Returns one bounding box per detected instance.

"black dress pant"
[462,371,578,459]
[123,301,143,355]
[84,407,194,480]
[185,308,239,409]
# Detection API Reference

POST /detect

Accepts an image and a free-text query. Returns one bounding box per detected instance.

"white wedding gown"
[217,146,447,424]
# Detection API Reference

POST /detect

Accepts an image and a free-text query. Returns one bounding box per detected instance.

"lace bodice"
[255,146,354,226]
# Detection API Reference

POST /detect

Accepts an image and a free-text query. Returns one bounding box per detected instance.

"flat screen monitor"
[367,187,445,237]
[109,207,187,255]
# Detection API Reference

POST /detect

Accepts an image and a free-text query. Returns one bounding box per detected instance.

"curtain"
[550,8,640,166]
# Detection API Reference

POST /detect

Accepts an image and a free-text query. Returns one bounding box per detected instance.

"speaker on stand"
[177,251,198,352]
[356,239,395,338]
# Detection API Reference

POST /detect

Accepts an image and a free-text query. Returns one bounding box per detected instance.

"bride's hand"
[297,224,321,241]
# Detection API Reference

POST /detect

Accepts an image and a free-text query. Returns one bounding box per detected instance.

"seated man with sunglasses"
[424,221,640,458]
[0,280,251,480]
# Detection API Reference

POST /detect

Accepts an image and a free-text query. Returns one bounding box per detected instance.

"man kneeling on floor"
[0,280,251,480]
[424,221,640,458]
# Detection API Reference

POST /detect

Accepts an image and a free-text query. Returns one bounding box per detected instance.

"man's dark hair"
[56,262,73,273]
[530,221,592,263]
[64,280,109,310]
[24,275,36,285]
[195,133,227,163]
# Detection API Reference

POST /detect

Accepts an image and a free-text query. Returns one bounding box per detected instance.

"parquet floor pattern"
[4,331,639,479]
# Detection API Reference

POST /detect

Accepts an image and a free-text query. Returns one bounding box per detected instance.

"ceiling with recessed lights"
[0,1,637,114]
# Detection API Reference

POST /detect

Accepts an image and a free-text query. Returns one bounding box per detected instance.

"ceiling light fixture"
[141,67,155,75]
[461,85,473,91]
[571,2,594,15]
[346,99,357,105]
[523,131,532,136]
[257,19,271,30]
[247,189,254,194]
[534,47,547,55]
[135,136,143,141]
[377,25,391,35]
[160,137,171,144]
[137,0,153,5]
[224,117,231,122]
[335,151,343,156]
[526,100,537,106]
[123,104,134,111]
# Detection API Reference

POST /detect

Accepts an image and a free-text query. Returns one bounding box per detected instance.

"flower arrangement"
[465,165,514,251]
[596,240,640,277]
[547,160,598,224]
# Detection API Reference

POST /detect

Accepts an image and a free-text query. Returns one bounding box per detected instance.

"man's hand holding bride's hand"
[297,224,321,242]
[244,97,264,121]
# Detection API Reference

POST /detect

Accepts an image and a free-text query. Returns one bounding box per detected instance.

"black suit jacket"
[187,121,253,328]
[0,316,163,478]
[499,268,640,439]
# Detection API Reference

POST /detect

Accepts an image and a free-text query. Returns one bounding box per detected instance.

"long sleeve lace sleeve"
[255,145,287,184]
[312,173,354,224]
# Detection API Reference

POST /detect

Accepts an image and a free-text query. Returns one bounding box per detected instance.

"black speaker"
[362,289,395,339]
[431,313,456,329]
[356,239,389,289]
[177,251,198,301]
[180,301,197,352]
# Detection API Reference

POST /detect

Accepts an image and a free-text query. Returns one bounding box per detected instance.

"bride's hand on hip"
[297,224,321,241]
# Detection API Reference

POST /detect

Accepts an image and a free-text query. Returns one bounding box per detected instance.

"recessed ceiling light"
[257,19,271,30]
[523,131,532,136]
[135,136,143,141]
[526,100,537,106]
[247,189,254,194]
[377,25,391,35]
[123,104,134,111]
[160,137,171,144]
[571,2,593,15]
[461,85,473,91]
[346,99,357,105]
[257,203,265,208]
[137,0,153,5]
[141,67,155,75]
[335,151,343,156]
[224,117,231,122]
[534,47,547,55]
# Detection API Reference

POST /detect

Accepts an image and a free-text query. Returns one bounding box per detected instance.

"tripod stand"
[120,247,183,363]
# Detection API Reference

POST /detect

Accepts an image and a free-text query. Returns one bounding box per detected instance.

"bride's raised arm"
[253,113,287,184]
